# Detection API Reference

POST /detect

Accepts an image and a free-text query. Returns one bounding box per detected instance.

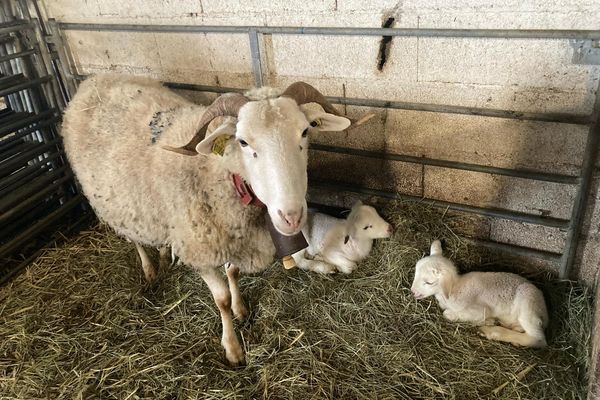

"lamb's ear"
[430,240,443,256]
[195,120,237,155]
[439,275,452,299]
[300,105,351,132]
[345,201,363,239]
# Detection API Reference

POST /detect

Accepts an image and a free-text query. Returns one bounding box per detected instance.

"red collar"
[232,174,265,208]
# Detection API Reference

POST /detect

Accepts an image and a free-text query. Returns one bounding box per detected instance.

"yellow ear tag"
[211,135,231,156]
[310,118,322,127]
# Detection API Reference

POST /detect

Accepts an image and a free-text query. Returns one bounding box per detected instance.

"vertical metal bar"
[559,78,600,278]
[46,19,76,100]
[248,29,263,87]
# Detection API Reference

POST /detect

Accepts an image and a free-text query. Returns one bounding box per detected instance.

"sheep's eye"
[302,128,309,138]
[363,225,370,230]
[239,139,248,147]
[424,281,433,285]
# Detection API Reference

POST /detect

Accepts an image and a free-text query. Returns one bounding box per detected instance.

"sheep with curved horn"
[61,73,370,365]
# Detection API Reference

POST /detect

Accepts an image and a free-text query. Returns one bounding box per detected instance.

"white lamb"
[292,201,393,274]
[411,240,548,348]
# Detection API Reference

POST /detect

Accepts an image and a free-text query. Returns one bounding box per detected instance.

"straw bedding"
[0,201,593,399]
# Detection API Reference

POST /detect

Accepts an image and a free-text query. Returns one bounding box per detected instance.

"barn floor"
[0,201,593,399]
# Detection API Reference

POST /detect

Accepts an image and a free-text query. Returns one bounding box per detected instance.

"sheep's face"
[348,202,393,240]
[231,97,350,236]
[411,241,453,299]
[411,258,444,299]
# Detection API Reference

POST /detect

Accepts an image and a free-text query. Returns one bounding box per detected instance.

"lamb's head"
[164,82,367,236]
[411,240,456,300]
[345,201,393,242]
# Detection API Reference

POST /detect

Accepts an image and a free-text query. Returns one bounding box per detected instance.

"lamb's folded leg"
[478,325,546,348]
[292,251,336,274]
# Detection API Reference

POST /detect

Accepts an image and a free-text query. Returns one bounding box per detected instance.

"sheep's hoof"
[232,303,249,321]
[223,342,245,367]
[142,263,157,283]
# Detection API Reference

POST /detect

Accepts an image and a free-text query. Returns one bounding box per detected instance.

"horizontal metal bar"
[310,144,579,184]
[0,116,60,150]
[0,194,83,259]
[156,80,592,125]
[57,22,600,40]
[0,75,52,98]
[0,108,57,137]
[0,153,60,195]
[0,139,60,178]
[307,201,561,263]
[309,179,569,228]
[328,96,591,125]
[472,239,561,263]
[0,48,35,63]
[0,165,67,212]
[0,174,72,224]
[0,20,33,35]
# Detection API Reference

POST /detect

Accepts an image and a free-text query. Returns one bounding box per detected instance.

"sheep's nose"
[387,224,394,234]
[278,208,302,230]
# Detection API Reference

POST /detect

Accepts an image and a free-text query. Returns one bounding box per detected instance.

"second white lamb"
[292,201,393,274]
[411,240,549,348]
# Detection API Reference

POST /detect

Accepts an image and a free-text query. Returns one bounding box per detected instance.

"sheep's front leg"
[225,263,249,320]
[200,268,244,366]
[134,242,157,282]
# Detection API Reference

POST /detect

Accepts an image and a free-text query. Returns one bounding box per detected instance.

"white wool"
[411,240,549,348]
[292,201,392,274]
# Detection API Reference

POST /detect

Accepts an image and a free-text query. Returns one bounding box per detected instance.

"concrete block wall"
[42,4,599,269]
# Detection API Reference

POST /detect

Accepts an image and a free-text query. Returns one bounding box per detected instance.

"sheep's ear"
[430,240,443,256]
[300,106,351,132]
[440,276,452,299]
[345,202,362,239]
[195,120,237,155]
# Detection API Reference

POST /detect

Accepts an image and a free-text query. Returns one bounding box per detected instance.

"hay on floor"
[0,201,593,399]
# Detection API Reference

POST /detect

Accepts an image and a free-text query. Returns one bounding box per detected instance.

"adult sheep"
[61,73,362,365]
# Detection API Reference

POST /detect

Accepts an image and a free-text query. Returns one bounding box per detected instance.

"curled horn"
[281,81,374,128]
[162,92,248,156]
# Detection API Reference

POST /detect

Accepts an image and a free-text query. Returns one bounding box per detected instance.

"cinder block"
[344,78,596,115]
[202,0,336,14]
[94,0,202,22]
[418,38,599,91]
[410,0,600,29]
[44,0,101,22]
[311,105,387,152]
[268,75,345,96]
[155,33,252,74]
[489,220,566,253]
[307,186,364,209]
[573,233,600,287]
[270,35,417,82]
[65,30,162,71]
[308,151,422,196]
[384,109,587,174]
[424,166,576,219]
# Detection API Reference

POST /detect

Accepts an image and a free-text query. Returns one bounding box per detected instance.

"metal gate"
[0,0,83,284]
